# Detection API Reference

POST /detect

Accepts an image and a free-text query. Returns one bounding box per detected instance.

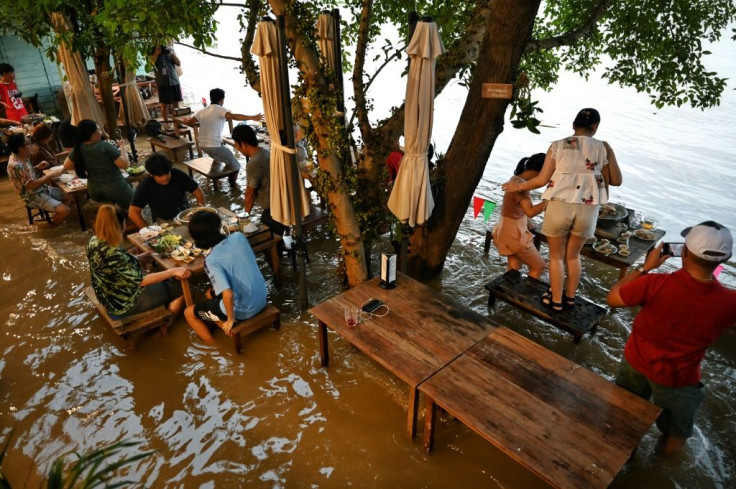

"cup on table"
[642,217,658,230]
[344,306,359,327]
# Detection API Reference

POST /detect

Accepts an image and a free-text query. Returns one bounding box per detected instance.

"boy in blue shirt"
[184,211,267,343]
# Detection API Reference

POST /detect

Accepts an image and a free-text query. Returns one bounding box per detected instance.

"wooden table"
[149,134,194,163]
[532,226,665,280]
[309,273,499,437]
[128,222,281,305]
[181,156,239,191]
[420,327,661,489]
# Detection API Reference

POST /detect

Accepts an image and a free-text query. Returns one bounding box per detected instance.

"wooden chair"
[26,206,51,225]
[218,304,281,354]
[84,286,172,340]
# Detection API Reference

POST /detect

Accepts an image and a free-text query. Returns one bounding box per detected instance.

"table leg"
[407,386,419,438]
[181,279,194,307]
[73,193,86,231]
[423,398,437,452]
[618,266,628,281]
[270,243,281,287]
[318,320,329,367]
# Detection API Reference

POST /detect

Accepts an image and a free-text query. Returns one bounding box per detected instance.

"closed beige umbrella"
[251,19,309,226]
[51,13,105,127]
[123,63,150,130]
[317,13,337,73]
[387,20,445,227]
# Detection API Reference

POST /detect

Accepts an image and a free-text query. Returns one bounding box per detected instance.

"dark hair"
[232,124,258,147]
[72,119,99,178]
[31,123,54,143]
[144,153,173,176]
[188,211,225,249]
[572,108,601,130]
[0,63,14,76]
[210,88,225,104]
[58,116,77,148]
[7,133,26,155]
[513,152,546,175]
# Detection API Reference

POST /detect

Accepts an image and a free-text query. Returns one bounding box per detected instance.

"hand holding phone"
[662,242,684,257]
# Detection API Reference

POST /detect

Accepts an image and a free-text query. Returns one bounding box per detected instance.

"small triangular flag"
[483,201,496,222]
[473,196,484,218]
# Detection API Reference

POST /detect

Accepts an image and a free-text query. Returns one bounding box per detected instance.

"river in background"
[1,9,735,489]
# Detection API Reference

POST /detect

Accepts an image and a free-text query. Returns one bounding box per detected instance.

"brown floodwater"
[1,147,734,488]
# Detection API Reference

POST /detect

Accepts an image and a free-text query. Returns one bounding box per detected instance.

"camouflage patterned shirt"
[87,236,144,315]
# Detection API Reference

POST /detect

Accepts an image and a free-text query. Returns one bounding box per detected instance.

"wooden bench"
[84,286,172,339]
[149,134,194,163]
[218,304,281,353]
[484,270,606,341]
[181,156,239,191]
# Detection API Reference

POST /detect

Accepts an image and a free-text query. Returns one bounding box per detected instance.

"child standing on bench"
[492,153,547,279]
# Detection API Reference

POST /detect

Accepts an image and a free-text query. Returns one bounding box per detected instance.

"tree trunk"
[272,1,369,287]
[408,0,542,278]
[93,45,119,138]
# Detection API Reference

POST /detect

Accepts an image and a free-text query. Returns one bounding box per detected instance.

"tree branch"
[525,0,613,52]
[240,0,262,93]
[175,41,242,61]
[352,0,374,143]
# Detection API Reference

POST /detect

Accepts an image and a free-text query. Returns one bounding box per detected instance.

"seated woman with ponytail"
[87,204,191,319]
[63,119,134,209]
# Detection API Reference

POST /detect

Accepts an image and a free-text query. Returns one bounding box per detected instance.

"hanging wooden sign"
[482,83,513,99]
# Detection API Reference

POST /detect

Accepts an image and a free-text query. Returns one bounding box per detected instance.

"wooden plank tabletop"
[420,327,661,489]
[310,273,499,387]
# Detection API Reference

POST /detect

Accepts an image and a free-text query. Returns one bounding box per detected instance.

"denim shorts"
[615,357,705,438]
[27,187,64,212]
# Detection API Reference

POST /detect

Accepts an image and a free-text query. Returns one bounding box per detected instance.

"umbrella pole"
[277,15,309,309]
[116,61,138,163]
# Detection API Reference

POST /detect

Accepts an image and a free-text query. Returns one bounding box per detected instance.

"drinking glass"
[642,217,658,230]
[344,306,359,327]
[629,212,642,229]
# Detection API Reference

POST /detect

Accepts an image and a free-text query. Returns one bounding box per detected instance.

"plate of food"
[597,203,628,223]
[151,234,182,253]
[127,165,145,175]
[633,228,658,241]
[593,241,618,256]
[176,206,219,223]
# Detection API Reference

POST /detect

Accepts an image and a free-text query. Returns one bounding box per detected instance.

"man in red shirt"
[0,63,29,122]
[607,221,735,454]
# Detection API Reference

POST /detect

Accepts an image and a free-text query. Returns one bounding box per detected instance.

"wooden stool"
[84,286,172,339]
[220,304,281,354]
[149,134,194,163]
[26,206,51,225]
[182,156,239,191]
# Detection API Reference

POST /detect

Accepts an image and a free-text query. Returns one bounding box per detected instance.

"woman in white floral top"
[502,108,622,311]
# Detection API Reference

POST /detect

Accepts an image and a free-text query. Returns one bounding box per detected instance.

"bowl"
[176,206,219,223]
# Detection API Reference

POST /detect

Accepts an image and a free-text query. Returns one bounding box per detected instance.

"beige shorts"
[541,200,599,239]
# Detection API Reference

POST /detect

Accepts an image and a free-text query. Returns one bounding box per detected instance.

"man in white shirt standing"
[185,88,263,187]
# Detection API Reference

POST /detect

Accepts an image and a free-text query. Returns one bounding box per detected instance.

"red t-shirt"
[620,268,736,387]
[0,81,28,121]
[386,151,403,181]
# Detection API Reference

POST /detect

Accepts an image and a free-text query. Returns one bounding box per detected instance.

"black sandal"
[563,294,576,309]
[542,289,563,312]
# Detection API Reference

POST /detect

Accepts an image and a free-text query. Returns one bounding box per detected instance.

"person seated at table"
[231,124,287,237]
[128,153,205,229]
[6,133,72,225]
[607,221,735,454]
[183,210,268,343]
[30,123,61,173]
[88,204,191,320]
[181,88,263,184]
[57,116,76,150]
[494,153,547,279]
[63,119,134,209]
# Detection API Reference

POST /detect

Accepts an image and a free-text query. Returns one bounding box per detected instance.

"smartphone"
[662,242,685,257]
[362,299,385,313]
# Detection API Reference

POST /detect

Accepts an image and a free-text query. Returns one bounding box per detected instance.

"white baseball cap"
[680,221,733,262]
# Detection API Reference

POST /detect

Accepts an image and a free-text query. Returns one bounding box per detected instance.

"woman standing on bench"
[87,204,191,320]
[64,119,134,209]
[503,108,622,311]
